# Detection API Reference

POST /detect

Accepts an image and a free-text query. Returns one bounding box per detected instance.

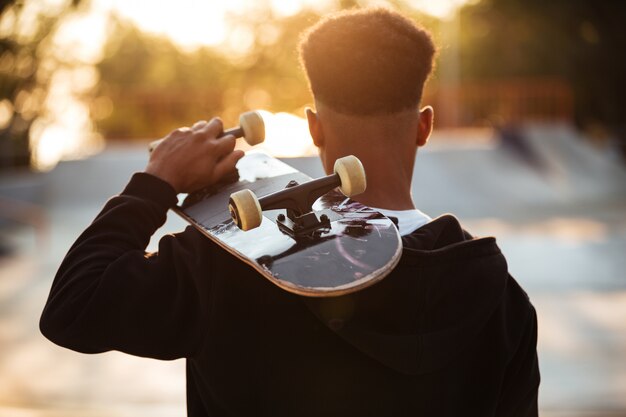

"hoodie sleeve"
[39,173,208,360]
[495,305,540,416]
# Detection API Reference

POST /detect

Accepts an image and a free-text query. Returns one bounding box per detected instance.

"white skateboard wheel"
[239,111,265,146]
[334,155,366,197]
[229,189,262,231]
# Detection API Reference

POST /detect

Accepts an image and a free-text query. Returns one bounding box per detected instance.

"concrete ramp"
[408,124,626,218]
[524,124,626,202]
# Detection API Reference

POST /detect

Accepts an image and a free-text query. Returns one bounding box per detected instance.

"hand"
[145,118,245,193]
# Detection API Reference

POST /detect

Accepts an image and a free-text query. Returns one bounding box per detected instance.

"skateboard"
[153,112,402,297]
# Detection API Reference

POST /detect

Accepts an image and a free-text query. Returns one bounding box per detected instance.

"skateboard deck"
[176,152,402,297]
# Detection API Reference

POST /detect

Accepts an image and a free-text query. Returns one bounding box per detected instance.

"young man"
[41,8,539,416]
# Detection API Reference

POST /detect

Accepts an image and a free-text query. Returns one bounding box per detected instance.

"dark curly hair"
[299,8,436,115]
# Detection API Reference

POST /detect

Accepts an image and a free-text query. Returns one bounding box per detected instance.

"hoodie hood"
[304,214,509,375]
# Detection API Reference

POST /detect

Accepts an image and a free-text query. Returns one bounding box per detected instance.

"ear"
[416,106,434,147]
[305,107,324,148]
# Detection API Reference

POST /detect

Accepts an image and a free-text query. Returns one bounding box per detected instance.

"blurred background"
[0,0,625,416]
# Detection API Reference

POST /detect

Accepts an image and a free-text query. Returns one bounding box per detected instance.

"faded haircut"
[299,8,436,115]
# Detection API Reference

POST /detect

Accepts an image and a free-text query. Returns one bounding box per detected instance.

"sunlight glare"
[51,7,110,64]
[225,26,256,56]
[248,111,317,158]
[32,124,72,171]
[100,0,229,51]
[8,0,68,42]
[30,67,104,171]
[405,0,477,20]
[99,0,336,51]
[0,100,13,130]
[270,0,303,17]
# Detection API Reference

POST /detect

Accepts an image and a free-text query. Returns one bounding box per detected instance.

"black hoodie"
[40,173,539,416]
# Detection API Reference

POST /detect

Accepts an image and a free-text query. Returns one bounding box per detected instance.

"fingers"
[197,117,224,137]
[212,134,237,157]
[213,150,245,180]
[146,116,247,193]
[191,120,207,131]
[177,118,238,161]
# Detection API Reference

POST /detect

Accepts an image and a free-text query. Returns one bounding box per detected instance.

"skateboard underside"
[177,152,402,297]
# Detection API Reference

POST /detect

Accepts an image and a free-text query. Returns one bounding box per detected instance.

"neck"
[349,152,416,210]
[314,104,422,210]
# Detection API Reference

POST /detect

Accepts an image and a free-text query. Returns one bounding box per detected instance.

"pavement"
[1,123,625,416]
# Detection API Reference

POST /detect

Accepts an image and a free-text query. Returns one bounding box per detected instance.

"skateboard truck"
[229,155,366,237]
[262,176,338,237]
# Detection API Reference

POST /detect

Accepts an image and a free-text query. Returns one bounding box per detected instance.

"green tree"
[95,11,322,139]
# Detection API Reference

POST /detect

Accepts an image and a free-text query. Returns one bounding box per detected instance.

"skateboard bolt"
[286,180,299,188]
[277,213,286,221]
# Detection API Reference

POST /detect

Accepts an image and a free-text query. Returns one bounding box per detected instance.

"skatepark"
[0,122,625,415]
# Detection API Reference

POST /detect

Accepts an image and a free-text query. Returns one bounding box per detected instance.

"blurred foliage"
[95,3,440,140]
[0,0,82,171]
[459,0,626,144]
[96,11,322,139]
[98,0,626,146]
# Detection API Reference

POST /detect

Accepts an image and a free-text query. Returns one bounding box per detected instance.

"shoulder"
[499,274,537,341]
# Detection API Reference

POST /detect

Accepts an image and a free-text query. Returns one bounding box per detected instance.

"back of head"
[299,8,436,116]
